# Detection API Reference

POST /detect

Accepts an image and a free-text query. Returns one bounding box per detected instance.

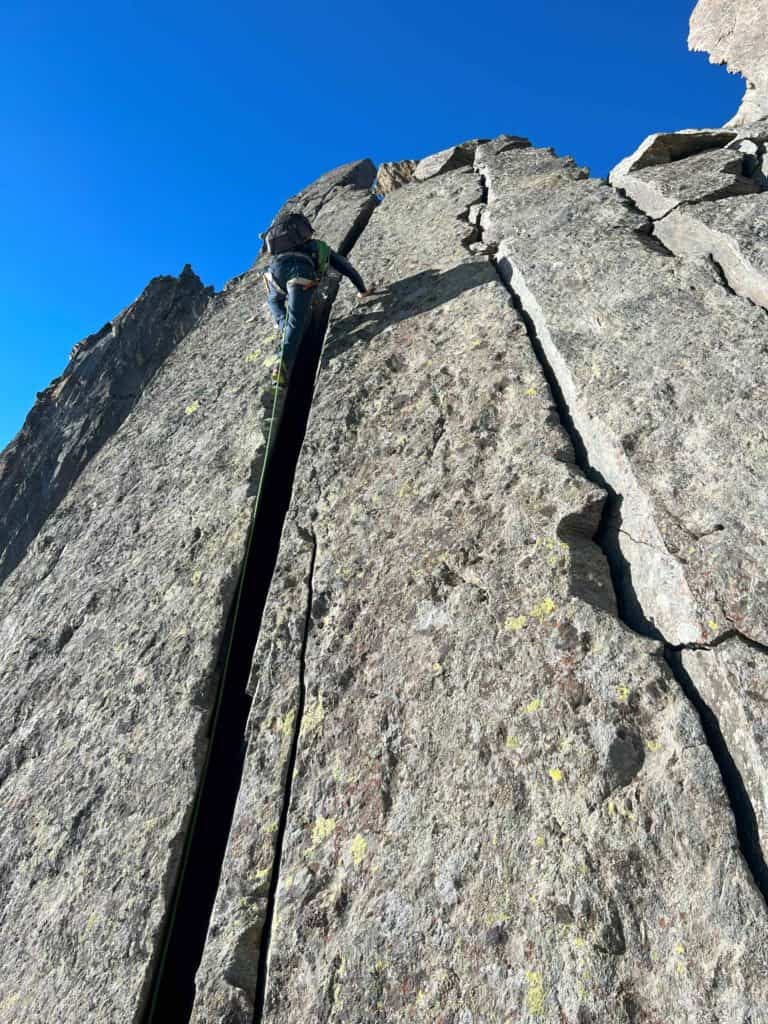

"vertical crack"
[140,203,375,1024]
[472,170,768,907]
[252,530,317,1024]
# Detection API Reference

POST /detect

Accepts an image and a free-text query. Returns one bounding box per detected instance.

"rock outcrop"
[375,159,417,194]
[0,161,375,1024]
[2,5,768,1023]
[609,125,768,309]
[191,141,768,1024]
[690,0,768,124]
[0,265,212,585]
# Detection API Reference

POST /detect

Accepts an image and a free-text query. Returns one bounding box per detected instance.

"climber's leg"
[279,280,316,379]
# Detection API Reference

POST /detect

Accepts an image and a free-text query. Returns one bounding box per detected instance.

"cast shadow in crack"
[321,260,496,367]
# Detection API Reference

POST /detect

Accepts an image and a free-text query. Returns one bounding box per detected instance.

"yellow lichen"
[505,614,528,633]
[431,662,444,675]
[532,597,555,621]
[185,400,200,415]
[311,817,337,846]
[245,350,261,363]
[524,698,542,714]
[525,970,545,1015]
[301,694,325,735]
[616,685,631,703]
[548,768,563,783]
[278,710,296,740]
[645,739,662,753]
[506,735,520,750]
[350,833,368,866]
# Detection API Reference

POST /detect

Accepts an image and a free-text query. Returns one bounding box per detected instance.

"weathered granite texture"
[610,127,768,308]
[0,265,212,586]
[610,123,768,308]
[478,140,768,650]
[413,140,491,181]
[690,0,768,124]
[477,137,768,881]
[655,192,768,308]
[375,159,417,194]
[0,162,375,1024]
[683,638,768,849]
[610,140,757,218]
[192,161,768,1023]
[266,160,376,242]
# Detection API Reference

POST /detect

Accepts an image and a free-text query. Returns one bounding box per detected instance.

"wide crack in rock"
[475,134,768,905]
[0,161,376,1024]
[191,145,768,1024]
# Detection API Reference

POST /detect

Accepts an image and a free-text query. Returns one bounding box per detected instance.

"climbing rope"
[145,317,289,1022]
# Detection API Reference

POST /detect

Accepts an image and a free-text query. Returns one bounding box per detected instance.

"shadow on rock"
[322,261,496,367]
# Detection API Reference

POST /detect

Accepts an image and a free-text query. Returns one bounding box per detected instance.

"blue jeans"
[266,255,317,376]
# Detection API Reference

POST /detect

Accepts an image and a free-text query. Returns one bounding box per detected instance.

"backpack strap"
[314,240,331,277]
[264,270,287,296]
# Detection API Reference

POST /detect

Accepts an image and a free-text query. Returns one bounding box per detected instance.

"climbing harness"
[264,270,320,297]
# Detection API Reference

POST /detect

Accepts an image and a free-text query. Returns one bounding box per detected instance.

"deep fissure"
[252,530,317,1023]
[141,201,374,1023]
[475,169,768,905]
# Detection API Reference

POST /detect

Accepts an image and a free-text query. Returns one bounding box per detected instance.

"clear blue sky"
[0,0,742,449]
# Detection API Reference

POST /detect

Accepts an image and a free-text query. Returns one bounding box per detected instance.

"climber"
[262,212,372,386]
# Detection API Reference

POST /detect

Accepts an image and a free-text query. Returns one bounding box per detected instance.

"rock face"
[609,132,756,218]
[475,138,768,900]
[375,159,417,194]
[0,161,375,1024]
[0,265,212,585]
[690,0,768,124]
[191,148,768,1022]
[3,10,768,1024]
[609,124,768,309]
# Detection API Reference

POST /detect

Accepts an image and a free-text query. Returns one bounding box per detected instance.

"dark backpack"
[264,212,313,255]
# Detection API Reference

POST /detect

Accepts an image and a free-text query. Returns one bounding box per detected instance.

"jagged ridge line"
[252,529,318,1023]
[472,167,768,906]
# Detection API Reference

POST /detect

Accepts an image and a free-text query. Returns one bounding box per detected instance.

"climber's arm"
[329,249,368,294]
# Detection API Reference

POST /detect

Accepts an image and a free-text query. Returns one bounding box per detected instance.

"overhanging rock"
[689,0,768,124]
[609,133,756,219]
[610,126,768,309]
